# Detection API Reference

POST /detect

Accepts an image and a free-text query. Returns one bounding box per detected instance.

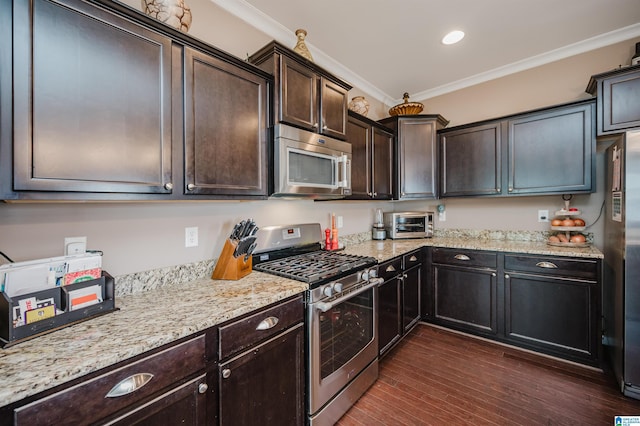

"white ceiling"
[212,0,640,105]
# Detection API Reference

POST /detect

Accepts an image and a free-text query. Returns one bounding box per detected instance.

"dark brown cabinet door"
[378,275,402,357]
[440,122,502,197]
[280,56,318,131]
[108,375,208,426]
[503,254,600,366]
[12,0,173,194]
[587,65,640,135]
[372,126,394,199]
[219,324,304,426]
[346,114,371,198]
[319,77,348,139]
[379,115,448,200]
[402,264,421,333]
[345,112,393,200]
[182,47,268,197]
[507,101,594,195]
[433,262,498,337]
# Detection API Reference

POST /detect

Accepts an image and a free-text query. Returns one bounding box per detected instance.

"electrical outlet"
[439,211,446,221]
[185,227,198,247]
[337,216,343,229]
[538,209,549,222]
[64,236,87,255]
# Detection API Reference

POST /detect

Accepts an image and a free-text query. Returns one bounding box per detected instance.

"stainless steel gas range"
[252,223,381,426]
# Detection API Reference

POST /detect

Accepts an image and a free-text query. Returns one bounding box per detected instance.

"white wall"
[1,0,636,276]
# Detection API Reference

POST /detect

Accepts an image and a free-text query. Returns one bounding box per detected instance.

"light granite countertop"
[342,236,603,262]
[0,272,307,407]
[0,232,602,408]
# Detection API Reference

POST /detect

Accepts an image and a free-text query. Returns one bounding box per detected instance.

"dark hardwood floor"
[337,323,640,425]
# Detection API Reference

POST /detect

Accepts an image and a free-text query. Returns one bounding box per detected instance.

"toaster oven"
[384,212,434,239]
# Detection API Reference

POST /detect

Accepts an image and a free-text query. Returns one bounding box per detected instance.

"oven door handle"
[312,278,382,313]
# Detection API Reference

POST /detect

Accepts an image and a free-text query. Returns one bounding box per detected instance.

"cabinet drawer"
[14,335,205,426]
[432,247,497,268]
[219,296,303,360]
[504,254,598,280]
[403,249,422,269]
[379,257,402,281]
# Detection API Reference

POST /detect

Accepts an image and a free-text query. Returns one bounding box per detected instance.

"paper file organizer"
[0,271,116,348]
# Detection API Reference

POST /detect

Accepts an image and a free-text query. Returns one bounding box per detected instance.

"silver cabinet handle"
[508,187,513,192]
[256,316,279,330]
[313,122,319,129]
[222,369,231,379]
[505,274,510,279]
[454,254,470,261]
[322,124,328,130]
[106,373,153,398]
[385,265,396,272]
[198,383,208,394]
[403,273,408,278]
[187,183,196,191]
[409,255,418,262]
[492,273,496,277]
[368,192,373,197]
[536,261,558,269]
[164,182,173,190]
[373,192,377,197]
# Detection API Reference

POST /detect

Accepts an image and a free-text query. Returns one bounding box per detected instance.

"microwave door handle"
[338,155,349,188]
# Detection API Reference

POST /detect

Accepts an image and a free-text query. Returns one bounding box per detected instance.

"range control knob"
[333,282,343,293]
[323,285,333,297]
[361,270,370,281]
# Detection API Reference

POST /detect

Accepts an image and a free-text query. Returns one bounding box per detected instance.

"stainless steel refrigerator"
[603,130,640,400]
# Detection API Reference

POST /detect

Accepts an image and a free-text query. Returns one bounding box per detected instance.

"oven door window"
[288,148,337,189]
[319,290,374,379]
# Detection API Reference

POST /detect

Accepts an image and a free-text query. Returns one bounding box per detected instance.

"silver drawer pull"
[222,368,231,379]
[409,255,418,262]
[454,254,470,261]
[256,316,279,330]
[385,265,396,272]
[198,383,208,394]
[536,261,558,269]
[106,373,153,398]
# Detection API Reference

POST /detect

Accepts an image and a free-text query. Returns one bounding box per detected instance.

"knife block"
[212,239,252,280]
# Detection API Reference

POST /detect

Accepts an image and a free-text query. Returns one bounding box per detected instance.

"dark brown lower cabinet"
[428,248,601,367]
[218,324,304,426]
[432,248,499,337]
[402,251,422,333]
[108,374,208,426]
[504,254,600,366]
[378,274,402,356]
[378,250,423,358]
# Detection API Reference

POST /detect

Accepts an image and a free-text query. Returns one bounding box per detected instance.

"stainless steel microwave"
[384,211,434,239]
[271,124,352,199]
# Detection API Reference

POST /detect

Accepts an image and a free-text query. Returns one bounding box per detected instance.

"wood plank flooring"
[337,324,640,425]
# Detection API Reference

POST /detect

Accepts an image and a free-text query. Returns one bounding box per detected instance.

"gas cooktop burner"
[253,250,377,286]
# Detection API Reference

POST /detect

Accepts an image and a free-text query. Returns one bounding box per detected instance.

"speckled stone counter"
[342,236,603,262]
[0,229,603,408]
[0,272,307,407]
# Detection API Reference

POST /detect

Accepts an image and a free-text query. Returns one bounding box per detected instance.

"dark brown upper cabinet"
[346,111,394,200]
[439,99,595,198]
[181,47,268,197]
[0,0,272,201]
[379,115,449,200]
[586,64,640,136]
[249,41,352,140]
[440,122,502,197]
[9,0,173,198]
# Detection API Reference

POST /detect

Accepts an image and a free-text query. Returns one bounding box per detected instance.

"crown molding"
[411,23,640,103]
[210,0,640,106]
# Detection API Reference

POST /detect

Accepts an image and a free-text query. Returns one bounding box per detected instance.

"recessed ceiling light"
[442,30,465,45]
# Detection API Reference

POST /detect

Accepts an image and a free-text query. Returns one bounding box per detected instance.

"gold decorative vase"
[142,0,192,32]
[293,29,314,61]
[389,92,424,116]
